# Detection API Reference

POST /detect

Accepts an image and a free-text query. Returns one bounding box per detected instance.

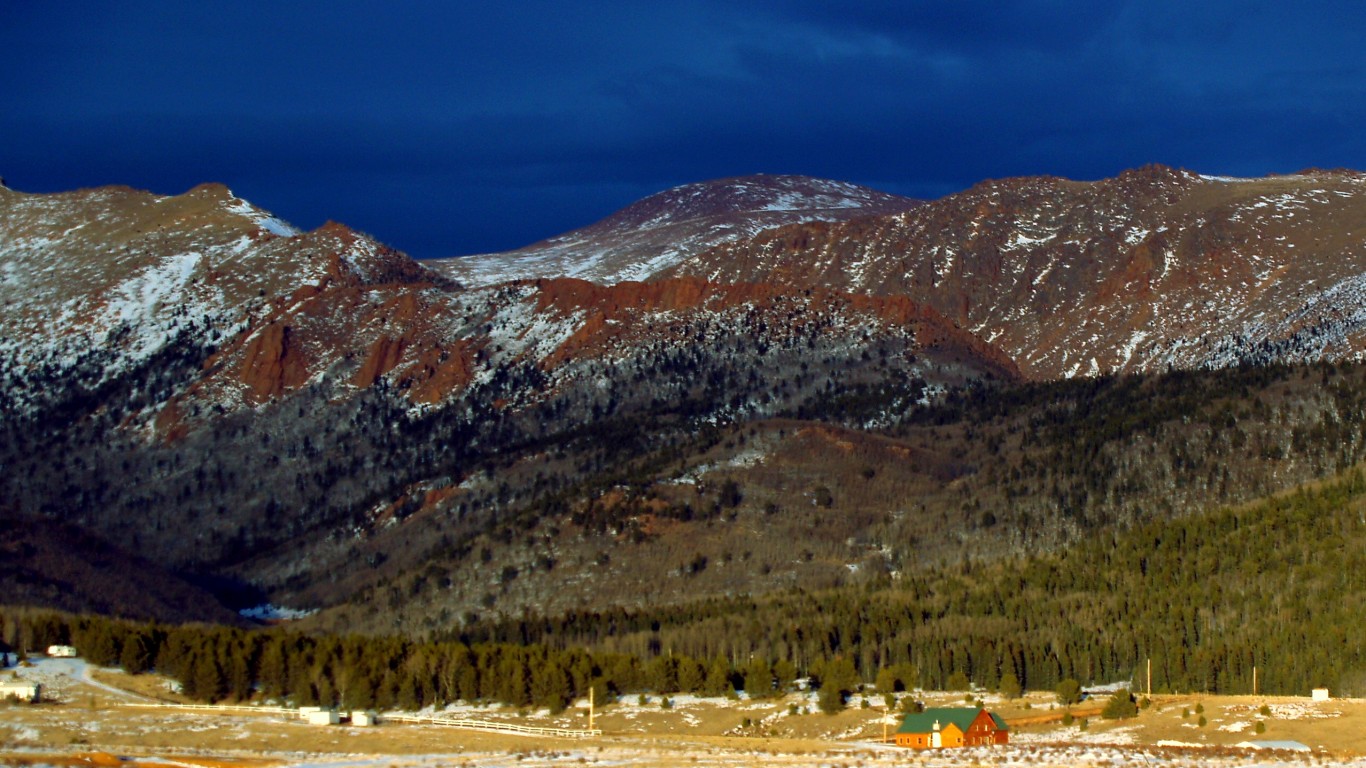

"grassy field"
[3,665,1364,767]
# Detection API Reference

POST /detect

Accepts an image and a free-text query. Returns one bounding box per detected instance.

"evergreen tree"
[1056,678,1082,706]
[189,649,226,703]
[119,631,152,675]
[818,657,858,714]
[1101,688,1138,719]
[1000,670,1023,699]
[531,660,572,712]
[676,656,706,693]
[703,656,733,697]
[744,657,774,699]
[257,638,288,700]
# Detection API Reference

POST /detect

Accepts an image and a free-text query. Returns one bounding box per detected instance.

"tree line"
[4,461,1362,709]
[450,464,1366,697]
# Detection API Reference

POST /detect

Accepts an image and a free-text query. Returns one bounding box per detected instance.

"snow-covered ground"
[239,603,317,621]
[7,655,153,702]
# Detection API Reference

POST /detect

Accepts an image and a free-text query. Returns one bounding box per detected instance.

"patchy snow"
[1003,230,1053,250]
[11,656,154,702]
[104,251,203,325]
[223,194,300,237]
[240,604,317,621]
[430,176,917,288]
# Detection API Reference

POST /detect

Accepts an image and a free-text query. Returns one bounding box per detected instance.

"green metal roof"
[897,706,1008,734]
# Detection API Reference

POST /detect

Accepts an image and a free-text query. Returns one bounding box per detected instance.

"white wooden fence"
[122,703,601,738]
[385,713,601,739]
[125,703,294,714]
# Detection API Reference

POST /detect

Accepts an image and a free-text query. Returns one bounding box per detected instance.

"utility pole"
[1147,658,1152,699]
[589,685,595,732]
[1253,666,1257,697]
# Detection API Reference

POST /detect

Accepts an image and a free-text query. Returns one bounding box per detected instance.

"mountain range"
[2,166,1365,630]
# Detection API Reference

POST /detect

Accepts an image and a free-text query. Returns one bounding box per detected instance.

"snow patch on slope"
[223,194,300,237]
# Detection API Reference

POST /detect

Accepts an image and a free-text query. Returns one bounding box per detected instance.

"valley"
[2,167,1365,767]
[3,654,1364,767]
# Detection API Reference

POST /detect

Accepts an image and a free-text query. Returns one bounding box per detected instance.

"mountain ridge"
[663,164,1366,378]
[427,174,921,288]
[0,178,1013,620]
[6,165,1366,630]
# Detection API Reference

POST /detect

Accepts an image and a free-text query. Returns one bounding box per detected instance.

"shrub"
[1101,689,1138,720]
[946,671,970,691]
[999,671,1022,700]
[818,683,845,715]
[1055,678,1082,706]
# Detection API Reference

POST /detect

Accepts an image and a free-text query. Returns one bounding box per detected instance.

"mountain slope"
[0,512,246,624]
[426,174,921,288]
[0,182,1011,622]
[0,182,444,420]
[660,165,1366,378]
[304,360,1366,631]
[9,167,1366,631]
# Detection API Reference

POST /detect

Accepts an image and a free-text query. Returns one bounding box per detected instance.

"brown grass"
[4,668,1363,767]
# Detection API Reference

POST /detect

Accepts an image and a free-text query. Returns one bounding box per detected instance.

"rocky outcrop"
[666,166,1366,378]
[239,322,309,401]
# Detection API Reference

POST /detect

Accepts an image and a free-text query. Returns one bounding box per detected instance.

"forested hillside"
[5,461,1362,709]
[452,465,1366,698]
[304,361,1366,631]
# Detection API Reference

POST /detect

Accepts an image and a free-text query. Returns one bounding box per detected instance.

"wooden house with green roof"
[894,707,1008,749]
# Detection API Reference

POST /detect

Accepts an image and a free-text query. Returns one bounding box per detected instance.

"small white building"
[350,710,377,726]
[1311,688,1330,702]
[1,680,40,702]
[299,706,340,725]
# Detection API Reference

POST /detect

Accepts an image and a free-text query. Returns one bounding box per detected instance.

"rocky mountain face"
[426,174,921,288]
[0,181,441,421]
[6,165,1366,629]
[434,166,1366,380]
[660,165,1366,378]
[0,180,1006,621]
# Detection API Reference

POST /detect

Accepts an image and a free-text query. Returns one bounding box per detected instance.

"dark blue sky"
[5,2,1365,259]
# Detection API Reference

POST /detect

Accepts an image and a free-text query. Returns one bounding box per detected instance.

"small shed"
[46,645,77,658]
[299,706,339,725]
[351,710,377,726]
[306,709,339,725]
[1311,688,1330,702]
[1,679,41,702]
